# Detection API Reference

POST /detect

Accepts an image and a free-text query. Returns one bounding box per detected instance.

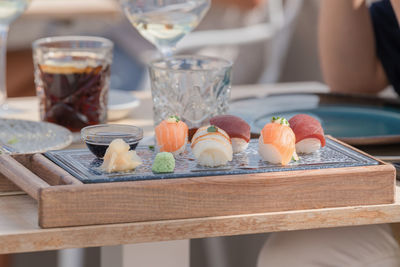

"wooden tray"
[0,137,395,229]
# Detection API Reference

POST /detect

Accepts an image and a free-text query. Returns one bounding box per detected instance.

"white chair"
[176,0,304,84]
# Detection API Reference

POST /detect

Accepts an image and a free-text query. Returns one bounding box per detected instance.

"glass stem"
[0,25,9,107]
[160,46,175,58]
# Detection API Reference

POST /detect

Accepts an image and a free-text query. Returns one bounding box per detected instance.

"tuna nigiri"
[210,115,251,153]
[258,117,296,165]
[191,125,233,167]
[155,116,188,156]
[289,114,326,154]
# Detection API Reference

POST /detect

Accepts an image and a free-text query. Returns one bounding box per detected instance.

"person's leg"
[257,224,400,267]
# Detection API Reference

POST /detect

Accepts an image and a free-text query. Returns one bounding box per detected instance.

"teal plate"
[230,93,400,145]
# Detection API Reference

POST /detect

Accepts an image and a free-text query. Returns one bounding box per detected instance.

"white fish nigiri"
[191,125,233,167]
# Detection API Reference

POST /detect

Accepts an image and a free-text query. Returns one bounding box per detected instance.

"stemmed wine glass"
[0,0,30,112]
[119,0,210,58]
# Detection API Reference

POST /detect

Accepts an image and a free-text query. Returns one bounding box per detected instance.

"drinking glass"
[149,55,232,130]
[0,0,30,112]
[119,0,210,57]
[32,36,113,132]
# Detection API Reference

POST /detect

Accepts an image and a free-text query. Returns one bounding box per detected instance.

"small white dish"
[108,89,140,121]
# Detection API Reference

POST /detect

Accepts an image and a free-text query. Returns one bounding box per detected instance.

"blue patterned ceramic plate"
[0,118,72,154]
[45,138,379,184]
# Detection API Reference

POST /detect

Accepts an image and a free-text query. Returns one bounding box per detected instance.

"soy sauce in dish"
[82,125,144,158]
[85,141,139,158]
[83,131,142,158]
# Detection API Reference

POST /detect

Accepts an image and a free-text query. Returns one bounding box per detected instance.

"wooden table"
[1,82,399,254]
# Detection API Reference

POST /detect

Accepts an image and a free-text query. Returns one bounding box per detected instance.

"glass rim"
[81,124,144,142]
[149,55,233,72]
[32,36,114,50]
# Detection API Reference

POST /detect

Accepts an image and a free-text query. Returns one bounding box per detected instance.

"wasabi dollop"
[152,152,175,173]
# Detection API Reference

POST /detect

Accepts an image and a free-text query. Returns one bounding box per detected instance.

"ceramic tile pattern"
[45,138,379,184]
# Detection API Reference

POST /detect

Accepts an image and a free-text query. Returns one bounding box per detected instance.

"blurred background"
[3,0,321,266]
[6,0,321,97]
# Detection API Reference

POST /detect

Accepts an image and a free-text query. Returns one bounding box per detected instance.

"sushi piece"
[155,116,189,156]
[191,125,233,167]
[100,139,142,173]
[289,114,326,154]
[152,152,175,173]
[258,117,296,165]
[210,115,251,153]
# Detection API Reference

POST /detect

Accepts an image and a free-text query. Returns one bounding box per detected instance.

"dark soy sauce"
[85,142,139,158]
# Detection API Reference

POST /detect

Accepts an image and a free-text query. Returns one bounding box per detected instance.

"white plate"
[0,118,72,154]
[108,90,140,121]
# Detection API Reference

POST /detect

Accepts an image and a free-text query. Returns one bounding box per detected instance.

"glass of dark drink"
[32,36,113,132]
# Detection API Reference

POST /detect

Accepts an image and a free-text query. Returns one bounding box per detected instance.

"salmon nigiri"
[289,114,325,154]
[155,116,188,155]
[258,117,296,165]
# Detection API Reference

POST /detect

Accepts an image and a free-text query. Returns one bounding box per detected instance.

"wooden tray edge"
[39,163,395,228]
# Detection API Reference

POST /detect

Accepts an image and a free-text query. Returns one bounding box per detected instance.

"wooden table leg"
[0,254,10,267]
